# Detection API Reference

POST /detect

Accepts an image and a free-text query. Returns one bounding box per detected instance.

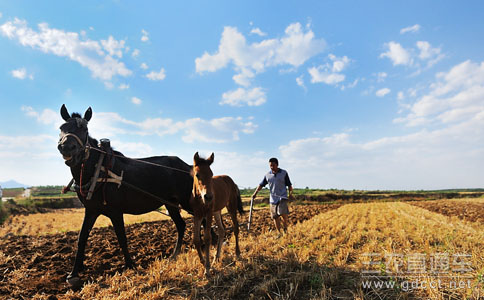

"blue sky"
[1,1,483,189]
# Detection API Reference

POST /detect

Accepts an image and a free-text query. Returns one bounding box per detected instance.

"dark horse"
[57,104,193,286]
[190,152,244,277]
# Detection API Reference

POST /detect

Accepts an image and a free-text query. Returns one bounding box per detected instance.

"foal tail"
[231,180,244,216]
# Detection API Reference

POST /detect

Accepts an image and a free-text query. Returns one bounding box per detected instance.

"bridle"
[59,132,86,149]
[58,118,91,162]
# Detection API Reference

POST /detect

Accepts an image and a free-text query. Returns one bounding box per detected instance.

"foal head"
[57,104,92,167]
[192,152,214,204]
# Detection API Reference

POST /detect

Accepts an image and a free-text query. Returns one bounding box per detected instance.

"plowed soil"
[411,200,484,223]
[0,204,341,299]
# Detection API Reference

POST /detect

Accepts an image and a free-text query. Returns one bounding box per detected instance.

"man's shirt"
[259,168,292,204]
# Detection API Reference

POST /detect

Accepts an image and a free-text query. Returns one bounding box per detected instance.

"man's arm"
[285,172,294,199]
[252,185,263,198]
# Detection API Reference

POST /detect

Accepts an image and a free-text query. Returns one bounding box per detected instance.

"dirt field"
[0,204,340,299]
[411,198,484,223]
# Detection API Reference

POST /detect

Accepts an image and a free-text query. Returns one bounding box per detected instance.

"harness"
[60,130,191,213]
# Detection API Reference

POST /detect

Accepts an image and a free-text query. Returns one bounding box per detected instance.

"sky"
[0,1,483,190]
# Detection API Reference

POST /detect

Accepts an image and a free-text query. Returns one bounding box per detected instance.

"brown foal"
[190,152,244,277]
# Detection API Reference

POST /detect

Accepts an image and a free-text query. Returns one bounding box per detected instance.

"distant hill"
[0,180,29,189]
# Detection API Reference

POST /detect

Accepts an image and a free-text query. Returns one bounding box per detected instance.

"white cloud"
[146,68,166,81]
[181,117,257,143]
[7,110,259,186]
[206,150,268,188]
[66,110,257,144]
[0,134,57,152]
[279,118,484,189]
[416,41,436,60]
[101,35,125,58]
[380,41,412,66]
[328,54,350,72]
[141,29,149,42]
[381,40,444,71]
[340,78,359,91]
[0,18,132,82]
[0,133,73,186]
[232,68,255,87]
[104,81,114,89]
[132,49,140,58]
[21,106,58,126]
[308,66,345,85]
[195,22,325,88]
[140,62,148,70]
[118,83,129,90]
[377,72,387,82]
[0,12,3,19]
[250,27,267,36]
[400,24,421,34]
[11,67,33,80]
[376,88,391,97]
[131,97,142,105]
[221,87,266,106]
[416,41,444,67]
[395,60,484,127]
[108,140,154,158]
[308,53,350,86]
[296,75,306,90]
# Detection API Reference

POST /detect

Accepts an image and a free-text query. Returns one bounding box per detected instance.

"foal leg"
[193,216,204,265]
[203,213,213,277]
[166,205,186,259]
[68,209,99,283]
[110,212,134,269]
[213,211,225,263]
[229,209,241,258]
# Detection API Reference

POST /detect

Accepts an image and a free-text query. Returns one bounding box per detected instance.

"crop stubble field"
[0,198,483,299]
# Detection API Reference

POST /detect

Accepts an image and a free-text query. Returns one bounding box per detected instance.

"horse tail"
[235,183,244,215]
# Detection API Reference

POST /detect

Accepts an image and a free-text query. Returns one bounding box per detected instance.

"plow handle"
[247,196,255,232]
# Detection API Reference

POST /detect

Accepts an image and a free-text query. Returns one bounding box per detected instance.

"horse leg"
[67,210,99,283]
[110,212,134,269]
[229,208,241,258]
[166,205,186,259]
[201,218,218,246]
[213,211,225,264]
[203,212,213,277]
[193,216,204,265]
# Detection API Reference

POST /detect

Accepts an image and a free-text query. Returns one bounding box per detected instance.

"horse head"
[58,104,92,167]
[192,152,214,204]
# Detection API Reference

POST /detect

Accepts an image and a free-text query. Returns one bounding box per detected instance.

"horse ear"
[208,152,214,165]
[60,104,70,121]
[194,152,200,164]
[84,107,92,122]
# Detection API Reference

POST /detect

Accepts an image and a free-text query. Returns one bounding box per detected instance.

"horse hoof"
[125,261,136,270]
[66,276,83,289]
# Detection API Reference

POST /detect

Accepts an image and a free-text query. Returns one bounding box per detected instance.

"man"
[252,157,293,234]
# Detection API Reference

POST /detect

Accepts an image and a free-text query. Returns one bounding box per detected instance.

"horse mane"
[71,112,82,118]
[87,136,99,148]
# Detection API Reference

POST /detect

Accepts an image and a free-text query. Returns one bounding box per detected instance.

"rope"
[120,180,192,213]
[79,163,86,197]
[86,145,191,174]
